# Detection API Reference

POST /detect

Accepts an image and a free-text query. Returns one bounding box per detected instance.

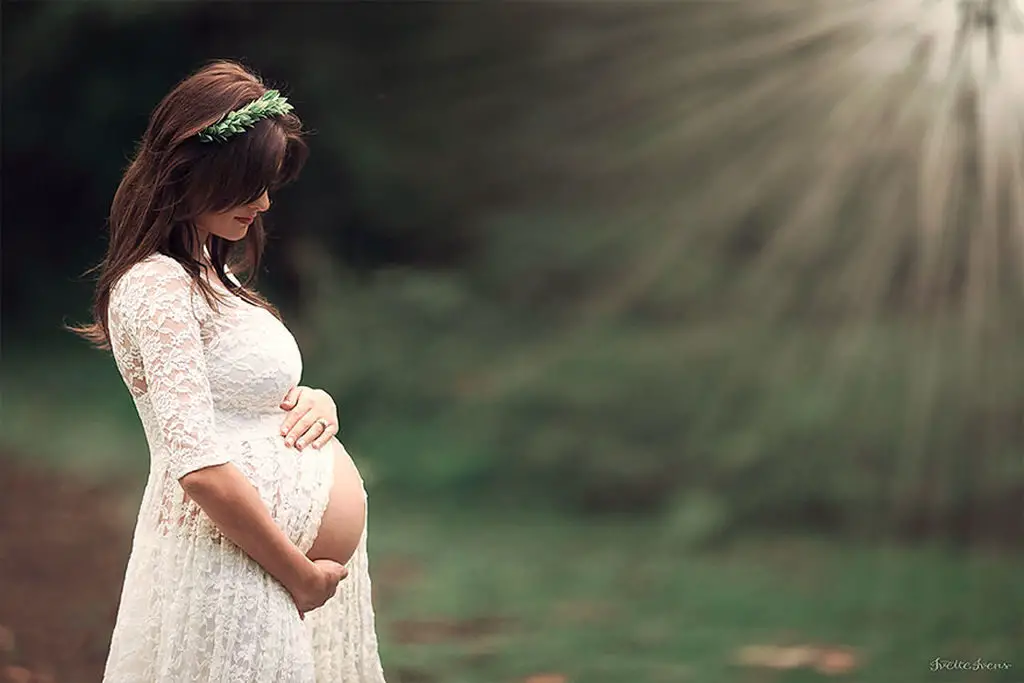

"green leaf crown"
[197,89,294,143]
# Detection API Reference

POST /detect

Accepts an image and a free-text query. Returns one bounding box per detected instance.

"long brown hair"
[69,58,308,349]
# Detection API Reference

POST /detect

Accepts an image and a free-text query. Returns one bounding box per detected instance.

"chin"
[219,228,248,241]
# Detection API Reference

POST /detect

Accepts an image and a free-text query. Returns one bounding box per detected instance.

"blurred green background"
[1,2,1021,682]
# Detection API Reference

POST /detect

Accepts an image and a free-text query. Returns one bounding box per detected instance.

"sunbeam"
[461,0,1024,394]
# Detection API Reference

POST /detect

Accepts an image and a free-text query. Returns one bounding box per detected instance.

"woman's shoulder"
[110,253,206,314]
[115,251,194,287]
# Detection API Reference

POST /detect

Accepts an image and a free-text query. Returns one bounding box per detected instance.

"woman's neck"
[192,231,214,270]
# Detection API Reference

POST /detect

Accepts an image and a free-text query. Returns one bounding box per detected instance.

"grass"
[2,342,1020,682]
[0,342,149,478]
[367,502,1021,683]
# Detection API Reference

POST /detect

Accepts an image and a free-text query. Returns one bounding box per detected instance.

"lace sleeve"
[111,256,230,481]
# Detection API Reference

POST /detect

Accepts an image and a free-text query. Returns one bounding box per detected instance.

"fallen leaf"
[735,643,861,675]
[735,645,819,670]
[524,674,568,683]
[815,648,859,675]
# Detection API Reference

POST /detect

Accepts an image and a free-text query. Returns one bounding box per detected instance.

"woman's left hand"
[279,385,339,451]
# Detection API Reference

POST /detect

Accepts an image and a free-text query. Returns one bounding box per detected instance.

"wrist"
[281,548,317,592]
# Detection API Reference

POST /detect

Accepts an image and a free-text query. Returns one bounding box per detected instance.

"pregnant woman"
[70,60,387,682]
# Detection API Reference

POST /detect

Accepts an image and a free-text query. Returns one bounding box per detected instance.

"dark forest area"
[2,2,1021,682]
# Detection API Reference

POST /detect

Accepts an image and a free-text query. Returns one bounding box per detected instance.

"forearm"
[181,463,314,591]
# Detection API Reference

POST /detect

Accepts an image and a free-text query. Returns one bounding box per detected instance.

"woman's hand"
[279,385,339,451]
[288,558,349,619]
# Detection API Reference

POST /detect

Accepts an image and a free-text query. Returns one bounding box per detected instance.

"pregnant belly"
[305,438,367,566]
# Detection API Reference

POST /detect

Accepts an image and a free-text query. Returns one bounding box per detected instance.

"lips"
[235,215,256,224]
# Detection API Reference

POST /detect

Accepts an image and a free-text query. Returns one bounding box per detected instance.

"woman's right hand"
[289,558,349,618]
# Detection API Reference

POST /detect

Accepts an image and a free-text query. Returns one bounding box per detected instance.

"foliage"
[197,89,294,143]
[3,1,1023,543]
[291,242,1023,543]
[371,505,1022,683]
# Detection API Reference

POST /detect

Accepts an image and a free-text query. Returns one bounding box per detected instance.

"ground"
[0,458,133,683]
[1,456,1020,683]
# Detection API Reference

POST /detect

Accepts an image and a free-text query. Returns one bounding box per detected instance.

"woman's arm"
[113,257,345,611]
[180,464,345,613]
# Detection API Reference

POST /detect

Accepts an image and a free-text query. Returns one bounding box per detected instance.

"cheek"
[198,211,244,237]
[195,212,223,232]
[219,214,241,233]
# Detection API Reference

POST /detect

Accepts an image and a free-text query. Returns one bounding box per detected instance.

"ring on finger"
[314,417,331,431]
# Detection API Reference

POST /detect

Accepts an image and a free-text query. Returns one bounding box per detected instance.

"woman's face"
[195,190,271,242]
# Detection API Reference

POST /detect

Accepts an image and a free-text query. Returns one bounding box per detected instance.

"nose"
[250,190,271,213]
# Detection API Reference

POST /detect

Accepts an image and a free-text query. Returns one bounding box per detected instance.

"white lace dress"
[101,253,387,683]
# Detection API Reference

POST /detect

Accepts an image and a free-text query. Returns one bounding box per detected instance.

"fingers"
[280,387,340,450]
[280,402,312,446]
[280,385,302,410]
[308,420,339,451]
[328,565,348,589]
[314,558,348,582]
[295,422,326,452]
[293,557,350,617]
[286,412,323,450]
[300,560,346,611]
[294,420,326,451]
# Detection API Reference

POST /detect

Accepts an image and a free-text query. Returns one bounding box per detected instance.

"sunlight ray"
[476,0,1024,393]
